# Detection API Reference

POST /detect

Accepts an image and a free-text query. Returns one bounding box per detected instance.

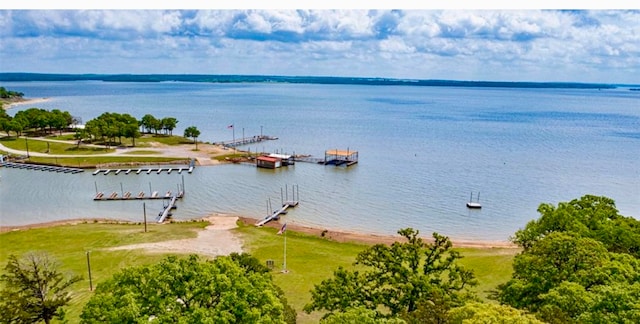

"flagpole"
[283,228,287,273]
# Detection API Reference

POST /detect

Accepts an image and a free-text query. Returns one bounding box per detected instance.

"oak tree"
[0,252,82,324]
[304,228,477,321]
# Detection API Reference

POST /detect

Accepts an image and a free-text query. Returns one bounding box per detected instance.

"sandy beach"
[2,97,50,109]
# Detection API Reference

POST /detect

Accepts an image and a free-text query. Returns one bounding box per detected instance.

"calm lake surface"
[1,81,638,242]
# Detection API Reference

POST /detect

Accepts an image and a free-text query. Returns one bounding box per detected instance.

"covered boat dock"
[324,149,358,166]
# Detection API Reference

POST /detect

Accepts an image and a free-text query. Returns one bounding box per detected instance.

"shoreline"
[2,97,50,109]
[237,217,518,249]
[0,216,517,249]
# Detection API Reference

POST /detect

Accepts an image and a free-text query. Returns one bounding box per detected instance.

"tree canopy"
[497,195,640,323]
[0,252,82,324]
[184,125,201,149]
[80,254,291,324]
[304,228,477,322]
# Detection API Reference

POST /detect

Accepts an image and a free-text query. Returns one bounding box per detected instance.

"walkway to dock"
[0,161,84,174]
[255,201,299,227]
[216,135,278,148]
[157,195,179,223]
[256,184,300,226]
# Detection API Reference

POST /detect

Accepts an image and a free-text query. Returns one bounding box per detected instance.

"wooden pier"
[217,135,278,148]
[0,161,84,174]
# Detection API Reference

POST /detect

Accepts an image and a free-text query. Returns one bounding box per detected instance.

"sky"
[1,3,639,84]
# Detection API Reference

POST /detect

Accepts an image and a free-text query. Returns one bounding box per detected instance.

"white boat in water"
[466,192,481,209]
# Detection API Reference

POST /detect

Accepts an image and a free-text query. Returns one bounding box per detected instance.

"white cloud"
[0,9,639,83]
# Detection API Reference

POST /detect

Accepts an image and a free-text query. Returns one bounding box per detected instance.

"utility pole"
[86,251,93,291]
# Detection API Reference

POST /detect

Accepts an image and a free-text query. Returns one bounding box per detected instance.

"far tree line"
[0,108,202,148]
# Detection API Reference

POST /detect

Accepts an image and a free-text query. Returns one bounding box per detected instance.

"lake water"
[1,81,638,242]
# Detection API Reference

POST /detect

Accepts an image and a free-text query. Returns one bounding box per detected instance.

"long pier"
[217,135,278,148]
[255,201,299,227]
[0,162,84,174]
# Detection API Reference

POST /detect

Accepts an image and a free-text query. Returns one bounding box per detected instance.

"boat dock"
[255,201,299,226]
[94,190,184,201]
[93,166,192,176]
[0,162,84,174]
[93,159,196,176]
[323,149,358,166]
[217,135,278,148]
[255,184,299,226]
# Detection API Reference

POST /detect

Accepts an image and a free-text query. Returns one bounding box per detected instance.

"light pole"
[24,137,30,158]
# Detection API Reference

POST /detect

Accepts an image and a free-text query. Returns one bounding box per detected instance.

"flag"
[277,223,287,235]
[227,124,233,129]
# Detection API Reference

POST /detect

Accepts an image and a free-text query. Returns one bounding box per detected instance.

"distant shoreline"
[0,215,518,249]
[0,73,622,90]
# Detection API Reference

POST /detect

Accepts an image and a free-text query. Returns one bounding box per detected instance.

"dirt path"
[107,216,243,257]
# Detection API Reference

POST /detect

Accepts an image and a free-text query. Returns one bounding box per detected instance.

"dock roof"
[325,149,357,157]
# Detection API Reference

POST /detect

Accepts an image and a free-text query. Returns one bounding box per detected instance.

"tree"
[512,195,640,257]
[161,117,178,135]
[320,307,406,324]
[448,302,544,324]
[80,254,289,323]
[184,125,201,150]
[304,228,477,321]
[0,252,82,324]
[497,195,640,323]
[497,232,640,323]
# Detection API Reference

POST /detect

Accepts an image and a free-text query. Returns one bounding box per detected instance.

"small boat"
[466,192,482,209]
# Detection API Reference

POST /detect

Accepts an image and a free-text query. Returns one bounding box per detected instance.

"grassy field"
[26,155,189,168]
[0,221,517,323]
[0,137,113,155]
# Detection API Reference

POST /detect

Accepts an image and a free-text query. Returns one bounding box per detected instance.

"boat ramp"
[0,161,84,174]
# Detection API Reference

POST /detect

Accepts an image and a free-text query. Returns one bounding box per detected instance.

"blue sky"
[1,5,639,83]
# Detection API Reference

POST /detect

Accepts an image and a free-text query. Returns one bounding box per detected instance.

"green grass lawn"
[0,221,210,322]
[0,221,517,323]
[0,137,113,155]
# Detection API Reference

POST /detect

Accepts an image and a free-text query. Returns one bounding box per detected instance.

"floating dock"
[93,159,195,176]
[0,162,84,173]
[94,190,183,201]
[93,167,192,175]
